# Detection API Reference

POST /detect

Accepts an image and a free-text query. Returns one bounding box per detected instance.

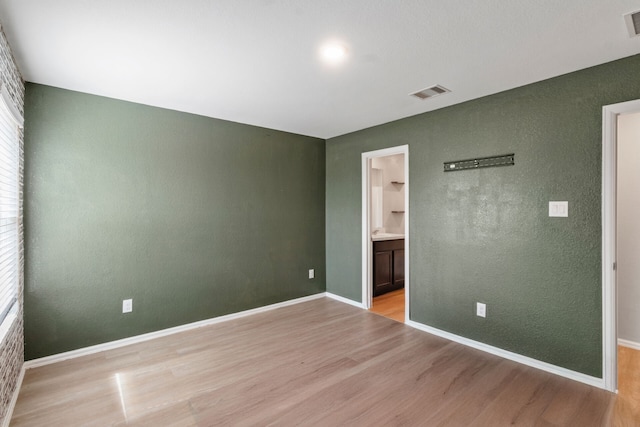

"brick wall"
[0,25,24,426]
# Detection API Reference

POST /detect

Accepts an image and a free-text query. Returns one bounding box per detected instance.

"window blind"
[0,91,19,326]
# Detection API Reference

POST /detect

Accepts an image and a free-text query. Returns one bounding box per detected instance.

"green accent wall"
[326,54,640,377]
[24,84,326,360]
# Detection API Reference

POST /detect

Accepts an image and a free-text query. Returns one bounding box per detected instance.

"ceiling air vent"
[624,10,640,37]
[410,85,450,100]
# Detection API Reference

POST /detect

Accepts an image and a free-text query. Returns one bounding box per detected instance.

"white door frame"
[361,145,409,320]
[602,98,640,392]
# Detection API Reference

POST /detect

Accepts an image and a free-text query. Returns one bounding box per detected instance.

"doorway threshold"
[370,289,405,323]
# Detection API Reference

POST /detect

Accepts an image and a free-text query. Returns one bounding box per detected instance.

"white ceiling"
[0,0,639,139]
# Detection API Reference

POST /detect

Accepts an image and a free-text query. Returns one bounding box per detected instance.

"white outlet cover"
[122,299,133,313]
[476,302,486,318]
[309,269,315,279]
[549,201,568,217]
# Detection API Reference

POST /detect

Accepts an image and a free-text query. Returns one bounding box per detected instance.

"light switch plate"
[549,201,568,217]
[476,302,486,318]
[122,299,133,313]
[309,269,315,279]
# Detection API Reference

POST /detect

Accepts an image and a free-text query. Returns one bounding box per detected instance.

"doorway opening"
[361,146,409,322]
[602,99,640,395]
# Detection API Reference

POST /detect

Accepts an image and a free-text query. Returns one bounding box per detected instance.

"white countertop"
[371,233,405,241]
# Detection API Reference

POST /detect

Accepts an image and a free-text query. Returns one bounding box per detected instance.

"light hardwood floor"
[10,298,639,426]
[370,289,405,323]
[613,345,640,425]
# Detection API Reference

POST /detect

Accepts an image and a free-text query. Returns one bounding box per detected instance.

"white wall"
[618,111,640,346]
[371,154,405,234]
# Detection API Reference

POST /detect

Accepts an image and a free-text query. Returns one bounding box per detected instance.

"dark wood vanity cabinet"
[373,239,405,297]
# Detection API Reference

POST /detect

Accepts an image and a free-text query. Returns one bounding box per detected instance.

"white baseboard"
[19,292,609,395]
[405,320,604,390]
[325,292,365,309]
[2,366,24,427]
[618,338,640,351]
[324,297,604,389]
[24,293,325,369]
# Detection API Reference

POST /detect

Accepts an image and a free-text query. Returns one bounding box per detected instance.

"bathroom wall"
[371,154,405,234]
[617,111,640,346]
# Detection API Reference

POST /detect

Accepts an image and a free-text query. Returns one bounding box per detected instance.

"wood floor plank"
[537,376,594,425]
[197,330,441,426]
[612,345,640,426]
[468,367,556,426]
[308,345,497,426]
[370,288,405,322]
[421,357,521,425]
[10,298,638,426]
[262,340,462,425]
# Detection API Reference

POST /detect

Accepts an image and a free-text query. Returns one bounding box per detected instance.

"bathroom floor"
[370,289,404,323]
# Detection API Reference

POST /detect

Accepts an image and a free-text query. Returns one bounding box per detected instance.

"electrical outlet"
[122,299,133,313]
[476,302,486,318]
[309,269,315,279]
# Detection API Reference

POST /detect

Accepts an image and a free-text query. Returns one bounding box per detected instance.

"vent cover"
[444,154,514,172]
[624,10,640,37]
[410,85,450,100]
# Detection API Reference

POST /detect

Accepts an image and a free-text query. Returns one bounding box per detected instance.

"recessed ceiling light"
[320,42,348,65]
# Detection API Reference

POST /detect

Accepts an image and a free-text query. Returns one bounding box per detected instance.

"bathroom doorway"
[361,145,409,322]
